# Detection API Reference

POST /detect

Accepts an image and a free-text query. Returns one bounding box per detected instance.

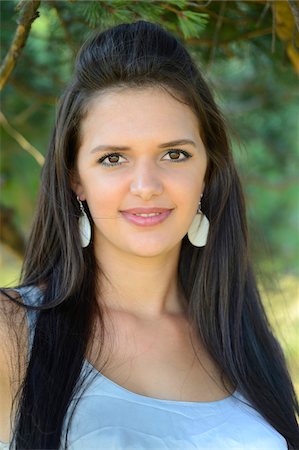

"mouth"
[120,208,173,226]
[132,212,162,217]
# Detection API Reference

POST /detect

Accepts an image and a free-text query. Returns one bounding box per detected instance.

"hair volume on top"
[2,21,298,449]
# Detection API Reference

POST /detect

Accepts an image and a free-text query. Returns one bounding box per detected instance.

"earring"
[187,198,209,247]
[77,196,91,248]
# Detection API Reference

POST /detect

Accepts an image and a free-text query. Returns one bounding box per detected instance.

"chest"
[88,312,234,402]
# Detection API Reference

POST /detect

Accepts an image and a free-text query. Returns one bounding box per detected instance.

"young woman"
[0,21,298,450]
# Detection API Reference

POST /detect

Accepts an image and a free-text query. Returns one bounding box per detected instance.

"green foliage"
[81,2,134,28]
[177,11,208,39]
[76,1,208,39]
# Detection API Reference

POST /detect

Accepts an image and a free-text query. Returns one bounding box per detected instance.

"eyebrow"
[89,139,196,154]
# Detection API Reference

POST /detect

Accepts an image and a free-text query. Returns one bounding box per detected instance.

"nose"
[130,160,163,200]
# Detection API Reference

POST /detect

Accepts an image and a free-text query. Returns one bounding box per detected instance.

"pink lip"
[120,208,173,226]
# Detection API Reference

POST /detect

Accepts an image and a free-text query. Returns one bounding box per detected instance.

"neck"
[94,241,187,319]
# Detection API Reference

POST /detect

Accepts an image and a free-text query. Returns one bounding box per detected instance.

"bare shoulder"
[0,289,28,444]
[0,287,26,320]
[0,284,44,354]
[0,288,28,351]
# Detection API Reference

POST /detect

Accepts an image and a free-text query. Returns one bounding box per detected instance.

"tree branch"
[186,26,273,46]
[271,2,276,53]
[288,0,299,31]
[0,111,45,166]
[208,0,226,67]
[255,1,271,28]
[0,0,41,91]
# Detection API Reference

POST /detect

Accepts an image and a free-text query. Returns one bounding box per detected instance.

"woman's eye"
[98,153,126,166]
[163,149,192,162]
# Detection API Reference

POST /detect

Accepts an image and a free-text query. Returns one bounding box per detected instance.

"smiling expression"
[73,87,208,258]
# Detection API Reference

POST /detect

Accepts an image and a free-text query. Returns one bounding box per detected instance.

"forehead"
[79,87,200,144]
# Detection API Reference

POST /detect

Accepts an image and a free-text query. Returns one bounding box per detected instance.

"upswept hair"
[4,21,298,449]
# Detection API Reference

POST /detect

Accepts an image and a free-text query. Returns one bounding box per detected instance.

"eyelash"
[97,149,192,167]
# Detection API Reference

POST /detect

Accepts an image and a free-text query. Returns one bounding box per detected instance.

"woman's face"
[74,87,208,258]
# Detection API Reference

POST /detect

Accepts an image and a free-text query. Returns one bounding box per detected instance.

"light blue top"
[2,286,288,450]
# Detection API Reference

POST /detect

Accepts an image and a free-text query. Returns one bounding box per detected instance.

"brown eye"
[98,152,126,166]
[108,155,120,163]
[162,149,192,162]
[169,151,180,160]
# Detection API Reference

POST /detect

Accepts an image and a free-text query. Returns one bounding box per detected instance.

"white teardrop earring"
[187,198,209,247]
[77,196,91,248]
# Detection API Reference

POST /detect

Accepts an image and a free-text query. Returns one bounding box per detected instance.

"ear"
[70,170,86,201]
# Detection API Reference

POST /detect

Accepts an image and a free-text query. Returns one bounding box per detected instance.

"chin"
[124,241,179,258]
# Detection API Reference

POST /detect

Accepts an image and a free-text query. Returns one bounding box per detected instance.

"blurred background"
[0,1,298,392]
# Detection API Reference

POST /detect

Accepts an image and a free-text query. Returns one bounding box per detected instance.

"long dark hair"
[3,21,298,449]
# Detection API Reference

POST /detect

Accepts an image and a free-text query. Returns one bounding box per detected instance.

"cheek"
[172,168,205,199]
[83,174,126,215]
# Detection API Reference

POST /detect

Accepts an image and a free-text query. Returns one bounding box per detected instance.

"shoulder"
[0,285,45,374]
[0,287,31,367]
[0,288,31,350]
[0,285,43,360]
[0,288,28,344]
[0,288,28,444]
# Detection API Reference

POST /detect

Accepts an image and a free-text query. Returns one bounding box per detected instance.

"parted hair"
[2,20,298,449]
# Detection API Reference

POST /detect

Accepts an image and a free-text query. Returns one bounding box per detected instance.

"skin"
[73,86,208,318]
